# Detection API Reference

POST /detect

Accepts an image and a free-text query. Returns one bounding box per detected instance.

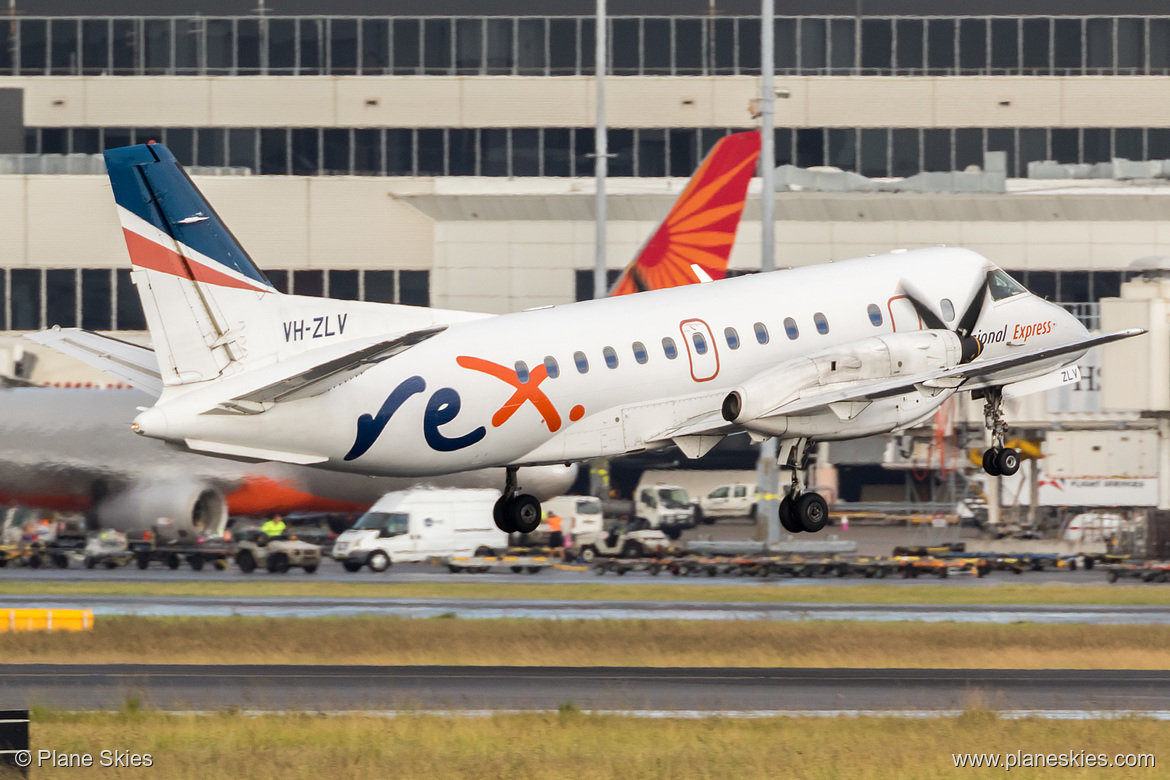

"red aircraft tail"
[609,131,761,297]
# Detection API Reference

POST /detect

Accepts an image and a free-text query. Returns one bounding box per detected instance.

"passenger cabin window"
[989,269,1027,300]
[632,341,648,364]
[515,360,530,383]
[754,322,769,344]
[662,337,678,359]
[603,346,619,369]
[813,313,829,335]
[574,351,589,373]
[692,332,708,355]
[940,298,955,322]
[867,303,883,327]
[784,317,799,339]
[724,327,740,349]
[543,356,559,379]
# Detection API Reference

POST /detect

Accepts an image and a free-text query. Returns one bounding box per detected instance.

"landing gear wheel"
[493,498,517,533]
[778,495,803,534]
[996,447,1021,477]
[795,492,829,533]
[982,448,1002,477]
[508,494,542,534]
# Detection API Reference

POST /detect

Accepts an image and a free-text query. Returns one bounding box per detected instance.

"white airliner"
[34,143,1144,535]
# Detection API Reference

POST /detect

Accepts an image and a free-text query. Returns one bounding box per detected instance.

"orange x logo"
[456,356,563,433]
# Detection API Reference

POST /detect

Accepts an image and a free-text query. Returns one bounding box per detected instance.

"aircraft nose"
[131,407,169,438]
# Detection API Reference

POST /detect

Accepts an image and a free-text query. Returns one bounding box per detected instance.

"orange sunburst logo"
[610,131,761,296]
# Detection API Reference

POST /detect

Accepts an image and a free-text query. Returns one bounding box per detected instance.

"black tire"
[165,553,181,570]
[493,497,516,533]
[303,564,318,574]
[663,527,682,541]
[84,556,96,569]
[28,555,42,569]
[580,545,598,563]
[0,556,7,568]
[1084,558,1095,570]
[996,447,1021,477]
[449,565,464,573]
[474,546,496,558]
[105,560,119,569]
[619,540,644,559]
[982,448,1002,477]
[236,550,256,574]
[779,495,804,534]
[509,494,542,534]
[342,559,363,573]
[367,550,391,573]
[526,566,541,574]
[188,555,204,571]
[266,552,290,574]
[1108,570,1120,583]
[136,552,150,570]
[795,492,829,533]
[53,554,69,569]
[510,566,523,573]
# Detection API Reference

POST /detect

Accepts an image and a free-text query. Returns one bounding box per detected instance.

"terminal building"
[2,1,1170,540]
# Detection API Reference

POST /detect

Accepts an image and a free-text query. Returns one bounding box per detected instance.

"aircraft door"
[679,319,720,382]
[887,295,923,332]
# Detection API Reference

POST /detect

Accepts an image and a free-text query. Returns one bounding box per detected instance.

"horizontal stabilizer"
[228,326,446,406]
[25,328,163,395]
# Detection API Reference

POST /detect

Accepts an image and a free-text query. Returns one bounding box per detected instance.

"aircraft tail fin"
[609,130,761,297]
[104,143,275,387]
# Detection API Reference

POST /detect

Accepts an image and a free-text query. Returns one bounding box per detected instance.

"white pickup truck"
[696,482,758,523]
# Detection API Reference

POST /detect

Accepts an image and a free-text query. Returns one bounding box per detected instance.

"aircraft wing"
[227,326,446,406]
[25,328,163,395]
[657,329,1145,441]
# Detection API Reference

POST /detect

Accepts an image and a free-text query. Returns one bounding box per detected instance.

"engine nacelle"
[92,481,228,541]
[722,330,963,439]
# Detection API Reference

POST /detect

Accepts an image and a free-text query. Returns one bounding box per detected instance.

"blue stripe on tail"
[104,143,271,289]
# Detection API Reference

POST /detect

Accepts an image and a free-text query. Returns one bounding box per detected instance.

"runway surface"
[2,593,1167,623]
[3,665,1168,713]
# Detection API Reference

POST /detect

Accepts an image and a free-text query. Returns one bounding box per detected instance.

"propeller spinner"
[900,269,994,364]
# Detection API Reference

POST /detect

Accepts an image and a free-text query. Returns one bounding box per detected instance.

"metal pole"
[593,0,608,300]
[757,0,781,546]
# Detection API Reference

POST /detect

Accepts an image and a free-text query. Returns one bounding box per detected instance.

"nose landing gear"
[493,466,542,534]
[980,388,1020,477]
[778,439,830,533]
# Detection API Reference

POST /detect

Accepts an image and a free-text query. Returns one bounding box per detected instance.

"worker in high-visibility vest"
[260,515,286,539]
[547,512,564,558]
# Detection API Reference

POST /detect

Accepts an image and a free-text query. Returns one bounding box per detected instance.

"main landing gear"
[980,388,1020,477]
[778,439,829,534]
[493,466,542,534]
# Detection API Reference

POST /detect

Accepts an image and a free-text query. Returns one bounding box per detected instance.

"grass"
[2,579,1170,606]
[4,616,1170,669]
[17,708,1168,779]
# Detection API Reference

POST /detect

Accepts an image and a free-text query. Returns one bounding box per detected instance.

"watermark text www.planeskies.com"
[953,750,1153,770]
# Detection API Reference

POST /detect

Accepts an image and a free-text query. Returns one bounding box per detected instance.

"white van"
[541,495,604,537]
[332,489,505,572]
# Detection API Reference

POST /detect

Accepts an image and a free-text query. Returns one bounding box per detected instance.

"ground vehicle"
[575,522,671,562]
[696,483,758,523]
[332,489,505,572]
[83,529,131,569]
[1061,513,1132,543]
[234,533,321,574]
[633,484,697,539]
[535,495,604,540]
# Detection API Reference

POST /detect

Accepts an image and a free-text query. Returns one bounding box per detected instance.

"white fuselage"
[136,248,1088,479]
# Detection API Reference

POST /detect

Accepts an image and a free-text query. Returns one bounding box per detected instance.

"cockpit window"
[988,269,1027,301]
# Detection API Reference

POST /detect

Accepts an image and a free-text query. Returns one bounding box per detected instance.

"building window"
[867,303,883,327]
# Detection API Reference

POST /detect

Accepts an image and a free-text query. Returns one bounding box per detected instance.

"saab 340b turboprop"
[35,142,1145,535]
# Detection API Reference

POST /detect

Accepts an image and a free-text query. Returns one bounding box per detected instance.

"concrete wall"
[7,75,1170,128]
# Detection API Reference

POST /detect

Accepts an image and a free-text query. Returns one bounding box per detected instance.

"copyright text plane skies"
[43,143,1145,535]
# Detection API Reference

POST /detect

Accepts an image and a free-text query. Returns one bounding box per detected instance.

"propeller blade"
[898,282,947,330]
[955,269,994,337]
